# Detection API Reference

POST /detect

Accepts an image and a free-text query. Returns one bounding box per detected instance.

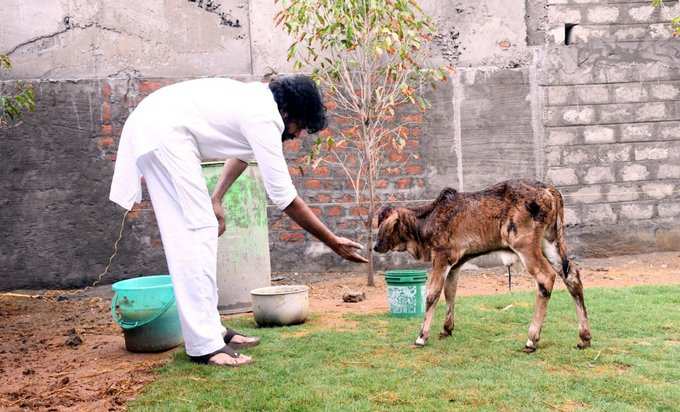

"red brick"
[338,194,354,203]
[102,82,111,100]
[304,179,322,190]
[289,166,302,176]
[139,81,163,94]
[310,207,322,217]
[288,221,303,231]
[316,194,332,203]
[395,178,412,189]
[388,151,408,162]
[384,167,401,176]
[403,114,423,123]
[326,206,343,217]
[406,139,419,149]
[313,166,330,176]
[410,127,421,137]
[100,124,113,136]
[405,164,423,174]
[375,179,388,189]
[98,137,115,149]
[280,232,305,242]
[351,207,368,216]
[319,129,332,137]
[284,139,301,152]
[325,100,337,111]
[101,103,111,125]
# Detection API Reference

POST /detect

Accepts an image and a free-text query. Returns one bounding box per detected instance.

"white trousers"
[137,146,226,357]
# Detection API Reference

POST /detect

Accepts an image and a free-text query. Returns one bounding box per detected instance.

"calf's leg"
[416,257,452,346]
[513,245,557,353]
[440,266,461,339]
[560,266,592,349]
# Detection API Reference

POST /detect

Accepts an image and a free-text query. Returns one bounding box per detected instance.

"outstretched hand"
[331,236,369,263]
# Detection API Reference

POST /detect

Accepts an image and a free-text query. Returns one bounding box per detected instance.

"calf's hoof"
[439,330,452,339]
[414,337,427,347]
[523,339,537,353]
[576,340,591,350]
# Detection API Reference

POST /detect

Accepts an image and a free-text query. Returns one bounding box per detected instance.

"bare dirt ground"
[1,252,678,410]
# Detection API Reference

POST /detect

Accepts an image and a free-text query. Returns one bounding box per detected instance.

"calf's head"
[374,206,429,260]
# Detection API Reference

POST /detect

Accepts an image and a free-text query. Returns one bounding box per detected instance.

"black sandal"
[224,328,261,349]
[187,345,251,366]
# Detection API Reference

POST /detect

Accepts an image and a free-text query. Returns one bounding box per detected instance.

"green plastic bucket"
[111,275,183,353]
[385,269,428,317]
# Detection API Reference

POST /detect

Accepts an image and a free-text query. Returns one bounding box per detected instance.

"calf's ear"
[377,205,395,226]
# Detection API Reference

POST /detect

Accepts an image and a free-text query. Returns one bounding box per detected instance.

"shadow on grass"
[130,285,680,411]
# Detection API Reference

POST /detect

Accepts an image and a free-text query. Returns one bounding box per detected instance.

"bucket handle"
[111,293,176,330]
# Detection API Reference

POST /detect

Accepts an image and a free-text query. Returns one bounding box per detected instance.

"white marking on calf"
[541,239,561,269]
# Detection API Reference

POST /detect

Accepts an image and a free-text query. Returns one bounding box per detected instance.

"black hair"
[269,75,328,135]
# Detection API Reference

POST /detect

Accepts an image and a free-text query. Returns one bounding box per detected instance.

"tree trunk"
[366,151,376,287]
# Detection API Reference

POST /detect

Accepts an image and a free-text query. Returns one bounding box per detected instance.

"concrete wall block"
[583,126,615,143]
[642,182,675,199]
[601,144,631,163]
[546,86,573,106]
[575,85,609,104]
[591,63,680,85]
[566,185,603,204]
[584,166,615,184]
[548,6,583,24]
[562,147,596,164]
[583,203,617,224]
[619,203,655,220]
[620,163,650,181]
[564,206,581,226]
[545,106,596,126]
[658,202,680,218]
[587,6,619,24]
[546,146,563,166]
[634,143,669,161]
[650,83,680,100]
[612,26,652,42]
[547,128,579,146]
[620,123,654,142]
[569,25,610,44]
[628,4,659,23]
[657,164,680,179]
[598,104,635,124]
[671,145,680,160]
[613,84,648,103]
[658,122,680,140]
[606,184,640,202]
[635,102,668,122]
[547,167,579,186]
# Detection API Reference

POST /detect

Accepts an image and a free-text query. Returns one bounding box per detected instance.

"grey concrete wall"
[1,0,679,289]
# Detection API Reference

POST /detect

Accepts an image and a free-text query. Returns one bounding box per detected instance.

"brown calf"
[374,180,591,352]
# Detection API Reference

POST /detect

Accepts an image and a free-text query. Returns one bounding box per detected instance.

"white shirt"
[109,78,298,211]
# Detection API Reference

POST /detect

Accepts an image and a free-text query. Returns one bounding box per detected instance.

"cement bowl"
[250,285,309,327]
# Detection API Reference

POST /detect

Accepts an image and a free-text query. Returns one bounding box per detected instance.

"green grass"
[130,285,680,411]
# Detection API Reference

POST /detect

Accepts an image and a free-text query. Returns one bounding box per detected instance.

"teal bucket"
[385,269,428,317]
[111,275,183,353]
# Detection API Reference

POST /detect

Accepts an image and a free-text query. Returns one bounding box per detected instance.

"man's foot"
[209,352,253,366]
[188,345,253,367]
[224,328,260,349]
